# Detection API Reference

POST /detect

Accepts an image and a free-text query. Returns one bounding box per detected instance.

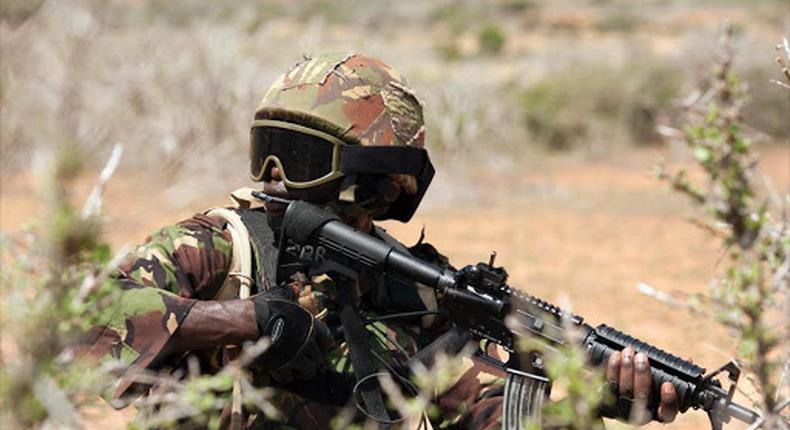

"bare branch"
[81,143,124,219]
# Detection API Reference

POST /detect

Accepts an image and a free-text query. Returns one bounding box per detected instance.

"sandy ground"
[1,145,787,429]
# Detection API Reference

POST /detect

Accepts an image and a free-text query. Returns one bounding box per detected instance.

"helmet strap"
[338,175,358,203]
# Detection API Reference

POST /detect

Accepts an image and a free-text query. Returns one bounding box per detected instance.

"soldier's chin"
[284,178,343,205]
[260,182,293,216]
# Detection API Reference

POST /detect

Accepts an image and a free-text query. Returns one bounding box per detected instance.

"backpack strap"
[204,207,255,430]
[205,187,281,298]
[204,208,253,300]
[206,204,278,430]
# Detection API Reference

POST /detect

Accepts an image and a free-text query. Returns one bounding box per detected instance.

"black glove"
[251,286,334,382]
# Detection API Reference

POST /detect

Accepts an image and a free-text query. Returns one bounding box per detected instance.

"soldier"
[82,53,680,429]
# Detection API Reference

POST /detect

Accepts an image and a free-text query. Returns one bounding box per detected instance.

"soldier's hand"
[251,286,334,383]
[605,347,680,425]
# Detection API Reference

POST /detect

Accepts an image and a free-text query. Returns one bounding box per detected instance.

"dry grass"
[1,0,786,191]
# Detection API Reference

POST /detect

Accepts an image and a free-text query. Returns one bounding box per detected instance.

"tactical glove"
[251,286,334,382]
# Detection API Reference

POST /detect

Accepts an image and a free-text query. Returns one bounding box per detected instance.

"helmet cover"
[254,53,433,221]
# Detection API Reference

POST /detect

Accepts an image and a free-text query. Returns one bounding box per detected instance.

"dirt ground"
[1,145,787,429]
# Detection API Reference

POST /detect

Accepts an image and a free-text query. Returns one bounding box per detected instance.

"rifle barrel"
[720,399,761,424]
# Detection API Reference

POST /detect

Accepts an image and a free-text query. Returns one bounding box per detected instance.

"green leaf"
[694,146,712,163]
[733,137,751,154]
[90,244,112,264]
[705,103,720,123]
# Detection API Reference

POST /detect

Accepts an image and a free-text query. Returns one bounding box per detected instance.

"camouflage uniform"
[78,214,233,403]
[80,208,507,429]
[81,53,508,429]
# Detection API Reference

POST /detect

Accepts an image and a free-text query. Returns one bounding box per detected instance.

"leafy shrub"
[479,22,506,55]
[0,146,118,428]
[657,27,789,428]
[520,77,586,151]
[519,62,683,150]
[435,37,463,61]
[431,1,485,33]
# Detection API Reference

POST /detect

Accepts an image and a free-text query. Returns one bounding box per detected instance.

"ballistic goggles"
[249,119,434,221]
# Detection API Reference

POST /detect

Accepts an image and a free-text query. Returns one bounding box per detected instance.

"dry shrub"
[519,61,683,151]
[657,27,789,429]
[2,0,786,186]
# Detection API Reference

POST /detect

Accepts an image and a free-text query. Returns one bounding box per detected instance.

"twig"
[81,143,123,219]
[33,375,81,429]
[777,359,790,402]
[773,396,789,414]
[636,282,691,309]
[222,337,270,371]
[772,37,790,90]
[770,80,790,91]
[75,244,130,304]
[688,217,730,239]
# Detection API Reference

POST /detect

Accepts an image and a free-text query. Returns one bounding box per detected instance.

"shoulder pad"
[229,187,265,210]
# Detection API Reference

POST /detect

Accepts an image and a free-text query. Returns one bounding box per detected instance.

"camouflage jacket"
[78,212,233,404]
[80,202,451,407]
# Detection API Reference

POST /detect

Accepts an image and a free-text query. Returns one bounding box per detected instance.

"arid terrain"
[2,0,788,428]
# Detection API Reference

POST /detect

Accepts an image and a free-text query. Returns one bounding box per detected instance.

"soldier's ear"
[392,174,418,195]
[366,174,402,204]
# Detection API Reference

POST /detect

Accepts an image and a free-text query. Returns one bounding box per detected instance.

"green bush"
[657,26,789,426]
[436,37,463,61]
[519,62,683,150]
[431,2,486,33]
[478,22,506,55]
[520,78,585,151]
[0,146,118,428]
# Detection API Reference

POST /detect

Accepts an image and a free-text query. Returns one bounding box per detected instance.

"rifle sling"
[237,209,278,292]
[337,281,392,428]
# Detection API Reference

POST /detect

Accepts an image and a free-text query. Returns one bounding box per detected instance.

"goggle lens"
[250,126,336,183]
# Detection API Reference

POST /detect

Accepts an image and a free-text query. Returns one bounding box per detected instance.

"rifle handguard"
[585,325,703,413]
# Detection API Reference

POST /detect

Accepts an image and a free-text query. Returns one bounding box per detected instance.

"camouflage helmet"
[252,53,434,222]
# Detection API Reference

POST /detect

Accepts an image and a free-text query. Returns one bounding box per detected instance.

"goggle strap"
[339,146,429,176]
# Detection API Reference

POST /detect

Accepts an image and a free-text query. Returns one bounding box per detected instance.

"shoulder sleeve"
[80,214,233,406]
[118,213,233,299]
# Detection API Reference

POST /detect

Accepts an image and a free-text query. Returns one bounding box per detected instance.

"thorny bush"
[657,27,789,429]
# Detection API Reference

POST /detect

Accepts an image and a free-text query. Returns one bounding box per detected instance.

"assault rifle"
[280,200,761,429]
